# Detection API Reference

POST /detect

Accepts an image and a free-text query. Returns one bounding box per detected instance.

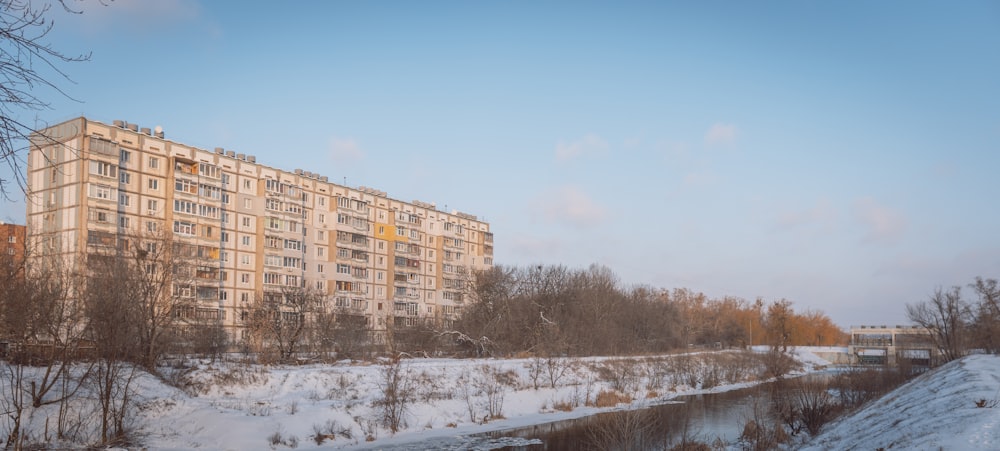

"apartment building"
[0,221,26,263]
[25,117,493,341]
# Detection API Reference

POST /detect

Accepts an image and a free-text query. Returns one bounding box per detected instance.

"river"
[352,373,834,450]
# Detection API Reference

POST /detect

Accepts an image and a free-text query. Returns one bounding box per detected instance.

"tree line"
[448,264,846,357]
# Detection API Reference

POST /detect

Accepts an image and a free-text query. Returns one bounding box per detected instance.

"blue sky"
[2,0,998,327]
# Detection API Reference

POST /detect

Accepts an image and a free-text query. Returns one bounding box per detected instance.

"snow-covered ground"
[10,348,998,450]
[802,353,1000,450]
[138,349,819,450]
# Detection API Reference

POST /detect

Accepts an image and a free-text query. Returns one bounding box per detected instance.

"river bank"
[127,347,834,450]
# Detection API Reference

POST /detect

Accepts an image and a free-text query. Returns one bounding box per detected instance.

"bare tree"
[128,235,197,370]
[0,247,93,447]
[83,252,143,445]
[970,277,1000,354]
[246,285,321,363]
[906,286,972,363]
[1,0,91,197]
[763,299,794,353]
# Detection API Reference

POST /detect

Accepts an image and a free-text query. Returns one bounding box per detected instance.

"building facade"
[848,325,937,366]
[0,221,26,263]
[26,117,493,341]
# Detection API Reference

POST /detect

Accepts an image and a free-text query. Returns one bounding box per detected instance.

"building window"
[146,221,158,233]
[198,163,220,179]
[148,178,159,190]
[173,220,195,236]
[241,236,251,246]
[119,216,130,229]
[146,199,158,213]
[119,193,131,207]
[88,184,114,200]
[120,150,131,164]
[244,198,252,209]
[89,161,117,178]
[221,231,230,242]
[175,179,196,194]
[149,157,159,169]
[119,171,130,184]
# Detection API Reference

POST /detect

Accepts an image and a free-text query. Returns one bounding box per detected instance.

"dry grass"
[592,389,632,408]
[552,399,575,412]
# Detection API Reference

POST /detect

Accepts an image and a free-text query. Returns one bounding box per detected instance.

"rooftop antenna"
[343,177,347,187]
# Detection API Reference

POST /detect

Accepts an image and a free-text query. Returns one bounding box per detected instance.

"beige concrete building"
[25,117,493,342]
[848,325,937,366]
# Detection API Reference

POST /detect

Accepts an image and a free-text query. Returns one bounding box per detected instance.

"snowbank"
[803,354,1000,450]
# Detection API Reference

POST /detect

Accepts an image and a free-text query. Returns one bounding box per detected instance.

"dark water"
[478,385,773,450]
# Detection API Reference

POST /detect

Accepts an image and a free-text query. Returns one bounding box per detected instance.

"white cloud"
[854,197,906,243]
[329,137,364,163]
[704,123,738,147]
[532,185,607,228]
[555,133,608,162]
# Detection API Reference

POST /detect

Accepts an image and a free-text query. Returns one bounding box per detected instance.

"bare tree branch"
[1,0,92,198]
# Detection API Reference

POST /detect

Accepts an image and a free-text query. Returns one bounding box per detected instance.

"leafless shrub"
[476,365,509,420]
[526,357,545,389]
[311,419,351,445]
[698,361,722,389]
[267,427,298,449]
[770,378,841,436]
[671,354,700,388]
[738,393,789,451]
[355,416,377,442]
[586,408,658,451]
[719,351,756,384]
[458,369,481,423]
[373,359,414,433]
[760,349,800,379]
[595,359,640,394]
[643,358,671,390]
[830,366,908,409]
[545,356,573,389]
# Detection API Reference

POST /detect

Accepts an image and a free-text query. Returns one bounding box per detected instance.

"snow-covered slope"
[803,354,1000,450]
